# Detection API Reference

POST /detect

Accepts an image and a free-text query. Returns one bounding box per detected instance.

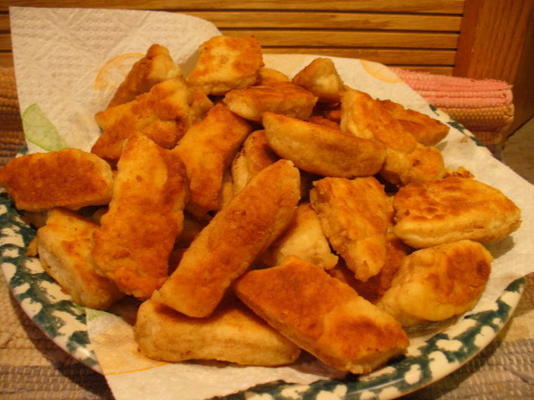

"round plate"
[0,190,525,398]
[0,191,100,372]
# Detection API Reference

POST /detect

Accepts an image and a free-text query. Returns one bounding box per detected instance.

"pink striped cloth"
[391,68,514,147]
[391,68,513,109]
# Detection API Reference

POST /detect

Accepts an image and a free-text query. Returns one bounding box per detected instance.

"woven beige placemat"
[0,68,25,166]
[0,274,113,399]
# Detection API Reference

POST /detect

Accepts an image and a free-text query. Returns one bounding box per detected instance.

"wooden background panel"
[220,29,459,49]
[262,48,456,65]
[1,0,465,13]
[0,14,8,30]
[185,11,462,31]
[0,33,11,52]
[0,1,464,74]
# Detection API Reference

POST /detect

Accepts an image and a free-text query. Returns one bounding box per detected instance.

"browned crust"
[152,160,301,318]
[234,256,409,374]
[0,149,113,211]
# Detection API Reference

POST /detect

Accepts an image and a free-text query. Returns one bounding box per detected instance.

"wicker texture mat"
[0,66,533,399]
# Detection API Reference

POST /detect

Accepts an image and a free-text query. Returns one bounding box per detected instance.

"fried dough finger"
[257,67,290,85]
[0,149,113,211]
[340,89,445,184]
[261,203,339,269]
[234,256,409,374]
[292,57,345,103]
[108,44,181,107]
[175,103,252,218]
[231,130,279,195]
[135,297,301,366]
[187,36,263,95]
[93,77,212,161]
[310,177,392,281]
[37,209,123,309]
[377,240,492,326]
[92,134,188,299]
[263,112,385,178]
[224,82,318,122]
[380,99,449,146]
[328,236,409,304]
[152,159,301,318]
[393,176,521,248]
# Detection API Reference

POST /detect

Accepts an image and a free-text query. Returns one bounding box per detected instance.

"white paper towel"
[10,6,220,153]
[9,7,534,400]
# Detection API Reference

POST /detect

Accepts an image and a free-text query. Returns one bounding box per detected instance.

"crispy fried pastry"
[93,77,212,161]
[175,103,252,218]
[135,297,301,366]
[231,130,278,194]
[377,240,492,326]
[0,149,113,211]
[37,209,122,309]
[187,35,263,95]
[234,256,409,374]
[328,236,409,304]
[292,57,345,103]
[381,143,445,185]
[381,99,449,146]
[107,44,181,107]
[393,176,522,248]
[152,160,301,318]
[263,112,385,178]
[340,89,445,185]
[261,203,339,269]
[223,82,318,122]
[310,177,392,281]
[307,116,340,130]
[257,67,290,85]
[92,134,188,299]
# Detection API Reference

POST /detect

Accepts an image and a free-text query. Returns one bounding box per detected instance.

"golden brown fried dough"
[93,77,212,161]
[0,149,113,212]
[307,116,340,130]
[263,112,385,178]
[224,82,318,122]
[393,176,522,248]
[231,130,279,194]
[108,44,181,107]
[234,256,409,374]
[37,208,123,309]
[135,297,301,366]
[340,89,445,185]
[381,143,445,185]
[292,57,345,103]
[175,103,252,218]
[261,203,338,269]
[257,67,290,85]
[310,177,392,281]
[328,236,409,304]
[377,240,492,327]
[152,160,301,318]
[381,99,449,146]
[187,36,263,95]
[92,134,188,299]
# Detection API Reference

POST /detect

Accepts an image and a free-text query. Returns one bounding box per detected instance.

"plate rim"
[0,190,526,398]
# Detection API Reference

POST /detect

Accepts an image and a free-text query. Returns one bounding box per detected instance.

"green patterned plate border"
[222,277,524,400]
[0,191,101,372]
[0,189,525,398]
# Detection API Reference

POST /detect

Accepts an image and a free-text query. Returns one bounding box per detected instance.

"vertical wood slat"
[454,0,533,82]
[454,0,534,132]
